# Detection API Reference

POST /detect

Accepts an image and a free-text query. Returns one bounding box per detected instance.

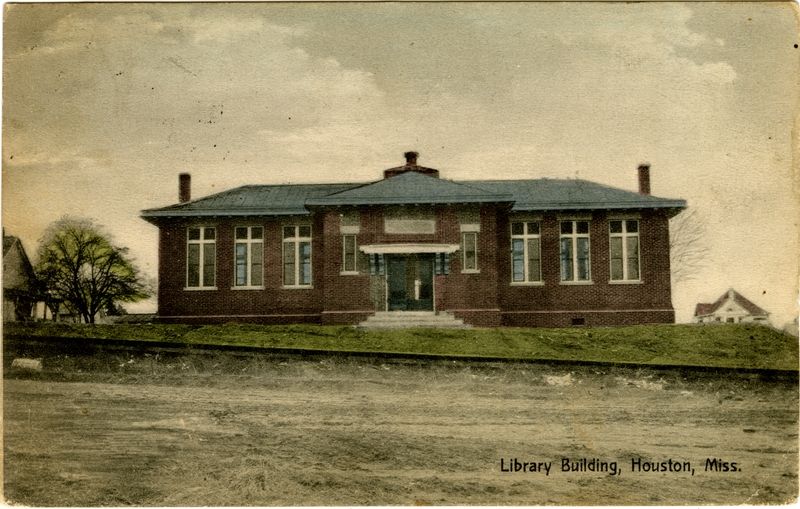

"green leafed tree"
[35,216,150,324]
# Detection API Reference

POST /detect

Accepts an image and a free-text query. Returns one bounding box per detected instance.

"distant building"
[142,152,686,327]
[3,233,37,322]
[694,288,769,324]
[784,317,799,338]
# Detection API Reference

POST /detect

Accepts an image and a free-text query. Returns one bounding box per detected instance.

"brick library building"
[141,152,686,327]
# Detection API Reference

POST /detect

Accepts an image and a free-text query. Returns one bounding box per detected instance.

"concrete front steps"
[358,311,469,329]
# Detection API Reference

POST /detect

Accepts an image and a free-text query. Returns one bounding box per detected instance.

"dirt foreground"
[4,352,798,505]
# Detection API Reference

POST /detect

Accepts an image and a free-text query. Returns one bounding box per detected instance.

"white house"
[694,288,769,324]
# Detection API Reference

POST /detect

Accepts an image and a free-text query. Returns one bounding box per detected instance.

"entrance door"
[387,257,407,310]
[409,255,434,311]
[386,255,434,311]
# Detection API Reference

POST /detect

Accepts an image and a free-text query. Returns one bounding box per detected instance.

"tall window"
[609,220,640,281]
[342,234,357,273]
[187,227,216,288]
[461,232,478,272]
[510,222,541,283]
[560,221,590,282]
[283,225,312,287]
[234,226,263,287]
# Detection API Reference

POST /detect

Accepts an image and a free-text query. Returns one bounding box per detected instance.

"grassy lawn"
[4,321,798,371]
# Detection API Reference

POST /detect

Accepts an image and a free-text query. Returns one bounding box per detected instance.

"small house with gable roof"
[694,288,770,324]
[3,232,37,322]
[142,152,686,327]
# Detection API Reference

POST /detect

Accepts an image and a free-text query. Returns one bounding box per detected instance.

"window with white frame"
[609,220,640,281]
[560,220,591,282]
[510,222,542,283]
[283,225,312,287]
[342,234,357,273]
[187,227,216,288]
[234,226,263,287]
[461,232,478,272]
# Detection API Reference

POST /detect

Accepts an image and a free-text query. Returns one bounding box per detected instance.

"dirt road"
[4,354,797,505]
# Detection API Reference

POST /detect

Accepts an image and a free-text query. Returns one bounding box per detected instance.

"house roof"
[472,178,685,212]
[3,234,36,291]
[694,289,769,317]
[141,171,686,220]
[694,303,715,317]
[141,183,356,219]
[306,171,513,207]
[3,235,18,256]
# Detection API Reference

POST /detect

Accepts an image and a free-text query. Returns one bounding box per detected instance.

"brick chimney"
[383,151,440,179]
[179,173,191,203]
[638,164,651,195]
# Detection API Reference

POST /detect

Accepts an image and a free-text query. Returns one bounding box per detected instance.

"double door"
[387,254,434,311]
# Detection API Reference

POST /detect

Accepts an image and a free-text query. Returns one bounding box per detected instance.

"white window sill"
[340,271,360,276]
[461,269,480,274]
[183,286,218,291]
[559,280,594,285]
[510,281,545,286]
[608,280,643,285]
[282,285,313,290]
[231,286,265,290]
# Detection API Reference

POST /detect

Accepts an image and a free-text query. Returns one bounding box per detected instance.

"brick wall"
[156,216,325,323]
[434,206,503,326]
[316,205,504,325]
[497,210,675,326]
[152,205,675,326]
[320,208,374,324]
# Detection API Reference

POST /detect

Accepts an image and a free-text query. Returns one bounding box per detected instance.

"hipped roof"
[306,171,513,207]
[142,170,686,220]
[142,183,355,218]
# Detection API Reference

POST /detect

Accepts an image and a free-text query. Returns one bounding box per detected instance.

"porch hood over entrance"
[359,243,460,254]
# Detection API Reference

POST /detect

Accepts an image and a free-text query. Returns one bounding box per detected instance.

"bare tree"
[35,216,150,324]
[669,208,708,284]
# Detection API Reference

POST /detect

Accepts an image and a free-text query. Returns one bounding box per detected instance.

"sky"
[3,2,799,325]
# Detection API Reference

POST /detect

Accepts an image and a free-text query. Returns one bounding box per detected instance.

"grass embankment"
[5,321,798,371]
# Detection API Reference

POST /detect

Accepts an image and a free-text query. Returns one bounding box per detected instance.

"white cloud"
[550,4,736,85]
[189,18,265,43]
